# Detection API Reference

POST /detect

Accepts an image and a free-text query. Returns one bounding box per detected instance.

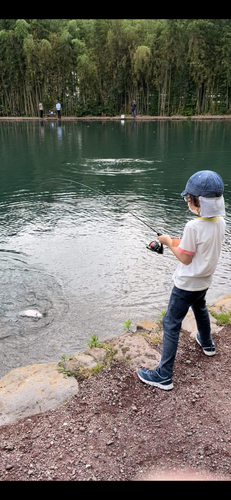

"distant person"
[38,101,43,119]
[56,100,61,119]
[131,100,136,118]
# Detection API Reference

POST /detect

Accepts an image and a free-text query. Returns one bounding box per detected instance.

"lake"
[0,119,230,378]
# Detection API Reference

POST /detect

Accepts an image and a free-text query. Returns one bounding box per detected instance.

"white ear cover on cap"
[199,196,225,218]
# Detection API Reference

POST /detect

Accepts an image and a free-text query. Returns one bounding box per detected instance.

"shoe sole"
[137,370,173,390]
[196,336,216,356]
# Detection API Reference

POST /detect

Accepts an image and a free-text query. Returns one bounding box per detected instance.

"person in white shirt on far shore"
[56,100,61,119]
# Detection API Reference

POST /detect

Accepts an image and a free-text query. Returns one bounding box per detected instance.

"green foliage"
[1,19,231,117]
[157,310,166,326]
[123,320,131,332]
[92,363,104,374]
[87,334,102,349]
[14,19,30,40]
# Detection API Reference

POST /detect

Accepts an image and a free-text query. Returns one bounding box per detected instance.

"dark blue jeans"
[156,285,212,378]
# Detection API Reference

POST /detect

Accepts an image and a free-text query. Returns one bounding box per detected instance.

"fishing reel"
[146,240,164,254]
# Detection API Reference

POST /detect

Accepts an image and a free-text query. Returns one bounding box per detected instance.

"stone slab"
[107,332,161,370]
[209,294,231,314]
[136,320,157,332]
[0,362,79,426]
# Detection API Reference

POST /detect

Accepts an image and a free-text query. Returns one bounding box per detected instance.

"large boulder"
[0,362,79,426]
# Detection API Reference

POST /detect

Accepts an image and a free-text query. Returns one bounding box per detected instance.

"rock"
[60,348,107,376]
[84,347,107,363]
[106,331,161,370]
[61,354,98,374]
[209,294,231,314]
[4,444,14,450]
[136,320,157,332]
[0,362,79,426]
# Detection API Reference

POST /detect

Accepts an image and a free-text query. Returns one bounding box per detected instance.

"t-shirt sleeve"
[178,222,197,256]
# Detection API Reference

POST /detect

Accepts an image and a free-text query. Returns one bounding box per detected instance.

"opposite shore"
[1,114,231,121]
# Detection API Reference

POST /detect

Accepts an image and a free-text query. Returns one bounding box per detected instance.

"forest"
[1,19,231,117]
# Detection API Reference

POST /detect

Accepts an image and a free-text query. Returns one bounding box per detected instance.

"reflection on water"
[0,120,230,377]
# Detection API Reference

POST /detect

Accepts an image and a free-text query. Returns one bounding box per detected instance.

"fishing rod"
[68,179,164,254]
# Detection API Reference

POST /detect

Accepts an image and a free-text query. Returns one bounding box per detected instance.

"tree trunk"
[158,86,161,116]
[147,82,149,115]
[160,66,168,116]
[167,65,171,116]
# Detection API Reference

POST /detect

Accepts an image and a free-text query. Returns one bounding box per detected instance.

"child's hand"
[157,235,172,247]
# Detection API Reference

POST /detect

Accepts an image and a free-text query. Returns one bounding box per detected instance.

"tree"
[1,19,231,117]
[133,45,151,114]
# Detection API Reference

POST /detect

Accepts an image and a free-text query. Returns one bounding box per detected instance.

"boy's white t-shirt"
[173,216,226,291]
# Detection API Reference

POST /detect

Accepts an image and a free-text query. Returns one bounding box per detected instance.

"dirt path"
[1,325,231,481]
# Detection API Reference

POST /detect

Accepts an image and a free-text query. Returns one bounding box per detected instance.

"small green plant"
[161,309,166,320]
[60,353,73,362]
[87,334,102,349]
[150,337,160,345]
[123,320,131,332]
[157,310,166,325]
[92,363,104,374]
[57,354,76,377]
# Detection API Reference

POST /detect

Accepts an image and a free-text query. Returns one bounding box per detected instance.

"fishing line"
[59,177,164,254]
[60,178,161,234]
[37,176,164,253]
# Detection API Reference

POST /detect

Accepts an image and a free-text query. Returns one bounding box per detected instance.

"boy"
[137,170,226,390]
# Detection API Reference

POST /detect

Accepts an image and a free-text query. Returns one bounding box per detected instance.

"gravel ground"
[1,326,231,481]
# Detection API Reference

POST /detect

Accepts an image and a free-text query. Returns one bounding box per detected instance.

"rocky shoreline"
[1,295,231,481]
[1,294,230,427]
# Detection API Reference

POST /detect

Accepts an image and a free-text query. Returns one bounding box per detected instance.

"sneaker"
[137,368,173,390]
[196,332,216,356]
